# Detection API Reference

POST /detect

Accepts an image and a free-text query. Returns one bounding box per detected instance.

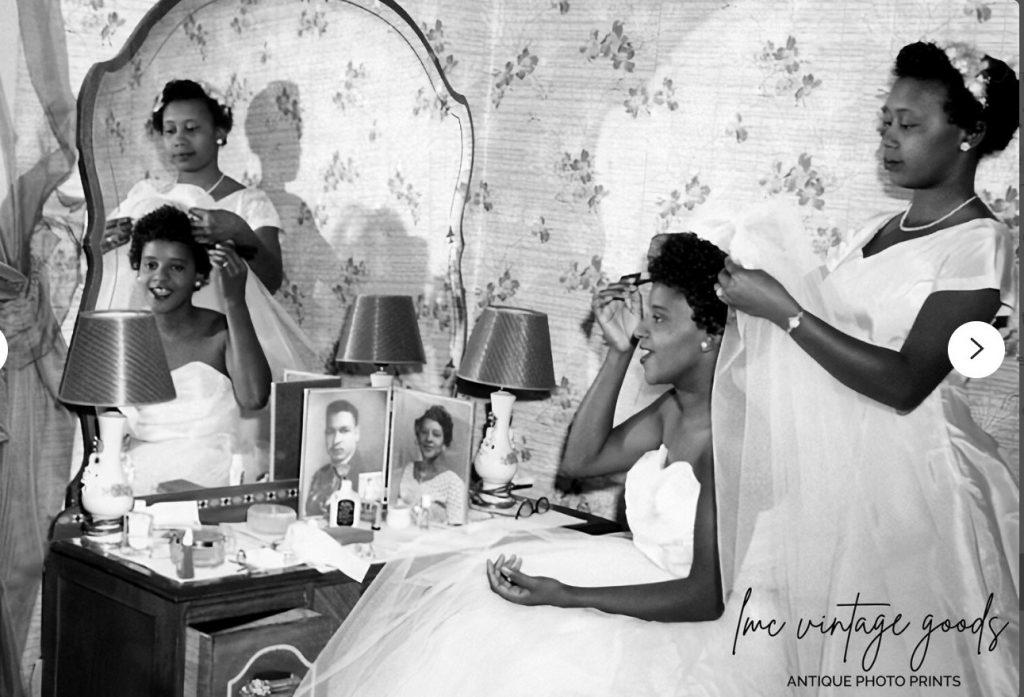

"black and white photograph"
[298,387,390,520]
[10,0,1019,695]
[387,390,474,526]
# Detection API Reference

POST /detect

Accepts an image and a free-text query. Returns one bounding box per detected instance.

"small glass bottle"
[327,479,362,528]
[413,493,432,530]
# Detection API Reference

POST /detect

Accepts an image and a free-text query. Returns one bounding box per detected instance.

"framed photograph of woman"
[299,387,390,520]
[388,391,475,526]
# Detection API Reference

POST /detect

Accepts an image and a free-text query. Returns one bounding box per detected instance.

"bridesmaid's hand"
[486,554,568,607]
[593,279,641,353]
[716,257,800,327]
[207,243,248,306]
[101,217,133,253]
[188,207,247,247]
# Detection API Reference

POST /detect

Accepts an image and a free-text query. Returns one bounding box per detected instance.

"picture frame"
[298,387,391,520]
[387,390,475,525]
[283,369,339,382]
[269,377,342,480]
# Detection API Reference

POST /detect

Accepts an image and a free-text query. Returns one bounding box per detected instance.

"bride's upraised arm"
[209,243,272,410]
[560,284,663,478]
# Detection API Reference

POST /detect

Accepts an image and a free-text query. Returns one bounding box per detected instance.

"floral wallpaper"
[50,0,1019,518]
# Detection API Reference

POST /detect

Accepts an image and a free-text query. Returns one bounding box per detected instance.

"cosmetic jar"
[170,527,226,567]
[247,503,297,535]
[387,505,412,530]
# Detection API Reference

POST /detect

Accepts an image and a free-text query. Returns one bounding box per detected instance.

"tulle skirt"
[295,525,789,697]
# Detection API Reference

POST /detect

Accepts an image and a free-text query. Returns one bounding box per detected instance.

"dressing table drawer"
[185,608,332,697]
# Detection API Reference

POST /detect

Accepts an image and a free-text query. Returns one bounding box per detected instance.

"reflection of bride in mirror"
[124,203,270,494]
[97,79,318,381]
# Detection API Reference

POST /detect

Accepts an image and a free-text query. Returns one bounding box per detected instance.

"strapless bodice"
[623,445,701,578]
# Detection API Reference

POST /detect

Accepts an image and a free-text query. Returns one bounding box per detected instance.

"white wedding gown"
[123,361,239,494]
[296,446,788,697]
[712,210,1019,695]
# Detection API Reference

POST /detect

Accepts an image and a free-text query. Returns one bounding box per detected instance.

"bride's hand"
[593,280,641,353]
[207,243,248,305]
[486,554,568,607]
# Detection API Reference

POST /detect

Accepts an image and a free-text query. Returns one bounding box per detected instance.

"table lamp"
[456,306,556,508]
[59,310,176,544]
[335,295,426,387]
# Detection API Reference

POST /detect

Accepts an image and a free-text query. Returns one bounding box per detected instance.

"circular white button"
[947,321,1005,379]
[0,330,7,370]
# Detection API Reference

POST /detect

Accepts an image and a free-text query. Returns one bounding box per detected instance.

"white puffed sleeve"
[933,221,1015,316]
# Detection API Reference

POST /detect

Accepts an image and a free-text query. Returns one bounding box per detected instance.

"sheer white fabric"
[296,449,787,696]
[713,209,1019,695]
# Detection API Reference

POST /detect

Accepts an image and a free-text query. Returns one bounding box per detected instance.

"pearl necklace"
[899,194,977,233]
[203,172,226,195]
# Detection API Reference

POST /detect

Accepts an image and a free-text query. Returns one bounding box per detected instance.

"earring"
[216,137,225,146]
[959,142,971,152]
[699,338,714,353]
[194,280,203,290]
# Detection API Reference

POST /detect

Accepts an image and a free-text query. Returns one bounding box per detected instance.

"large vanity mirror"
[75,0,473,501]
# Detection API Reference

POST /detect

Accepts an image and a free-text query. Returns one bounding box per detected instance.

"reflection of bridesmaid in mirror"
[101,79,318,380]
[104,79,282,290]
[397,405,467,525]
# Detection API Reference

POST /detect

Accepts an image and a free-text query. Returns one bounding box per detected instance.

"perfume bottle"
[412,493,433,530]
[327,480,362,528]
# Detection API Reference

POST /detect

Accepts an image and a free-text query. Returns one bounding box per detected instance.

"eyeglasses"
[514,496,551,520]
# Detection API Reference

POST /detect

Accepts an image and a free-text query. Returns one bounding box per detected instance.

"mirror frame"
[70,0,475,512]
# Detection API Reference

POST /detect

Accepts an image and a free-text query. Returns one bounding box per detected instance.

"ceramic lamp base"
[470,482,517,510]
[82,516,125,546]
[369,369,394,388]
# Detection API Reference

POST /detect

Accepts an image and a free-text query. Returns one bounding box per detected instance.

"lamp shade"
[59,310,176,407]
[335,295,426,365]
[457,306,556,391]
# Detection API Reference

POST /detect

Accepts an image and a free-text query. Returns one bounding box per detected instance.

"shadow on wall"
[245,80,333,340]
[329,204,429,291]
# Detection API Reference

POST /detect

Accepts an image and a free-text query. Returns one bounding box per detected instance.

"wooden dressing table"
[42,495,619,697]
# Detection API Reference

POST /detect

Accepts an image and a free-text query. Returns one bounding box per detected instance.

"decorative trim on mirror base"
[50,480,301,541]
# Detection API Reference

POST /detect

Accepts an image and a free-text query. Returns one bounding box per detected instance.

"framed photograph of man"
[388,391,474,526]
[299,387,390,520]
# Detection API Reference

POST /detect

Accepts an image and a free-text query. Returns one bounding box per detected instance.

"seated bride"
[295,233,784,696]
[123,203,271,494]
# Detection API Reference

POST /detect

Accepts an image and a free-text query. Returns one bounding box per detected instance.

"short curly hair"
[647,232,728,336]
[128,205,212,277]
[151,79,233,138]
[894,42,1019,156]
[415,405,454,448]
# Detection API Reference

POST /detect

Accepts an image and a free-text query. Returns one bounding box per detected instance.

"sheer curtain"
[0,0,77,694]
